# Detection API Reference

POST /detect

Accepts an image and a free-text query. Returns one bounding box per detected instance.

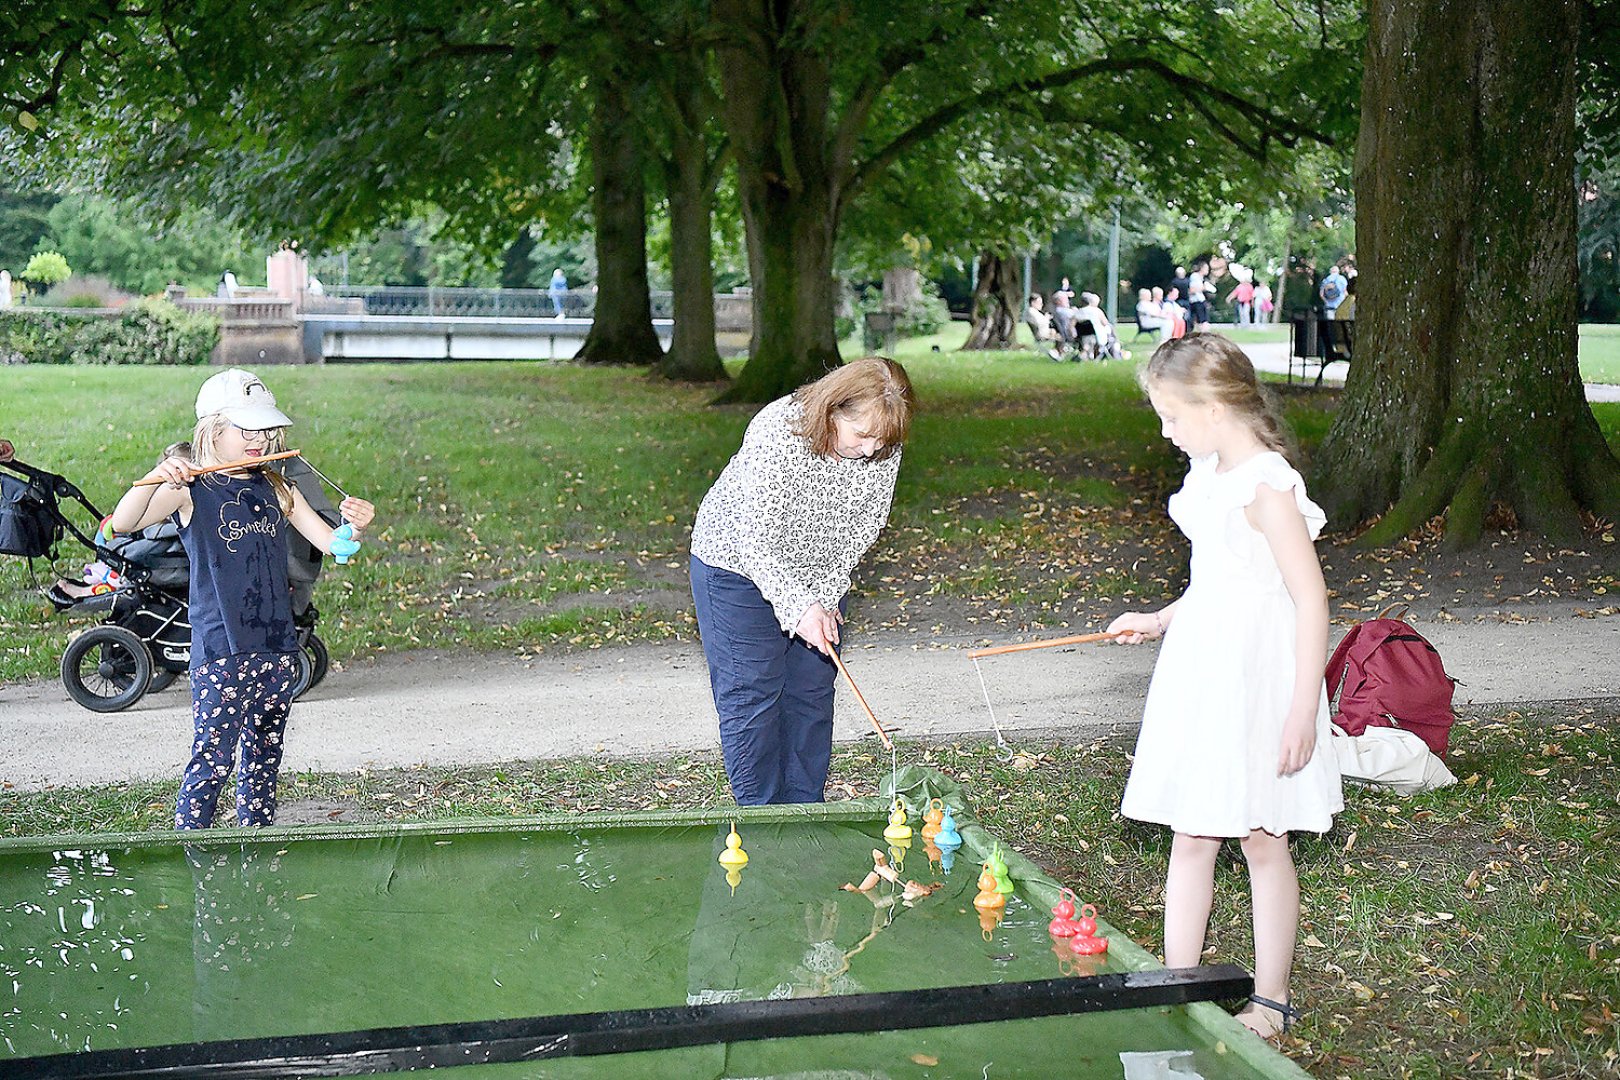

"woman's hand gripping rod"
[966,632,1127,760]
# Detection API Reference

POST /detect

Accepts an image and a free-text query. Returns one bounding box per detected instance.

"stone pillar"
[266,248,309,309]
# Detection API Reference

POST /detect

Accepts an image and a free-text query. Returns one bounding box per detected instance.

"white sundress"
[1121,451,1344,837]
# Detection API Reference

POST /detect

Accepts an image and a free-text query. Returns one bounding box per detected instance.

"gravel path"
[3,613,1613,792]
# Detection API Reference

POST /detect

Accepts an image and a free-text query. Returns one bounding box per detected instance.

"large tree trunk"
[576,74,664,367]
[712,0,842,403]
[657,121,727,382]
[960,252,1021,349]
[1314,0,1620,546]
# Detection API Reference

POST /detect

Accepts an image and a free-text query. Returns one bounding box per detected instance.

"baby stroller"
[0,454,331,713]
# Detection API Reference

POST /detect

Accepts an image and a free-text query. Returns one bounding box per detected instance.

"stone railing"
[172,295,296,325]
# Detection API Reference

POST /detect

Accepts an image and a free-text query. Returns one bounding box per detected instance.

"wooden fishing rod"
[133,448,302,485]
[965,631,1125,660]
[829,649,893,751]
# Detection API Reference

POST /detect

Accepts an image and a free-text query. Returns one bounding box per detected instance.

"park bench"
[1288,311,1354,385]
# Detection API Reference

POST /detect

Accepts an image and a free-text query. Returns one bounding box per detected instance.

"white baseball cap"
[195,368,293,429]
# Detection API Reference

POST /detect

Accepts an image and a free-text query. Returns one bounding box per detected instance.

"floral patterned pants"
[175,652,298,829]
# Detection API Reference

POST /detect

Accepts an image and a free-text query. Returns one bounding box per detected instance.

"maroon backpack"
[1325,609,1457,758]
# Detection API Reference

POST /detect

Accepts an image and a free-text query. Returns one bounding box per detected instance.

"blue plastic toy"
[934,807,963,874]
[330,523,361,564]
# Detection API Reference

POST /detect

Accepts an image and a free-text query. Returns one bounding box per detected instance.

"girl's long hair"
[1140,333,1294,458]
[191,414,294,514]
[792,356,917,461]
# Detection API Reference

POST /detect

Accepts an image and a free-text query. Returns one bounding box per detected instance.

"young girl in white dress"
[1107,333,1342,1039]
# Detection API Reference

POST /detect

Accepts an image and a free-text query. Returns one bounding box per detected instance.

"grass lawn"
[2,349,1197,683]
[3,349,1617,682]
[1580,323,1620,383]
[3,348,1619,1078]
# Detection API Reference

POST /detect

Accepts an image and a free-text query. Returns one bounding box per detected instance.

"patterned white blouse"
[691,396,903,634]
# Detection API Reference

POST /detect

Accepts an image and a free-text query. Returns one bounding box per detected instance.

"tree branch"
[846,52,1335,200]
[831,1,997,191]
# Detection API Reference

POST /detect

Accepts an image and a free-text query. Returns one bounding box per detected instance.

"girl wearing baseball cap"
[109,369,375,829]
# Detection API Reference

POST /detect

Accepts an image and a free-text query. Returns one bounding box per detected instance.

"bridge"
[171,254,751,365]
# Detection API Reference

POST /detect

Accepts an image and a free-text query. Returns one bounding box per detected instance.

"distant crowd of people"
[1131,259,1280,342]
[1024,277,1127,361]
[1026,252,1357,357]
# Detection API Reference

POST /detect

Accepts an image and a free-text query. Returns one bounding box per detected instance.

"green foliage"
[0,189,57,272]
[20,249,70,286]
[1578,160,1620,321]
[41,194,252,295]
[305,212,564,288]
[0,299,217,365]
[837,279,951,342]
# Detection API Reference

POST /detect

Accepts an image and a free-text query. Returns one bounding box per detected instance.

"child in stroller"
[0,443,336,713]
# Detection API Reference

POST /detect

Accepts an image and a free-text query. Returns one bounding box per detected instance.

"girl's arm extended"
[109,456,195,534]
[287,487,375,554]
[1246,484,1329,776]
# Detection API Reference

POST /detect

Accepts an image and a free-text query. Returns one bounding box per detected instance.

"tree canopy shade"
[708,0,1357,400]
[8,0,741,380]
[6,0,1356,394]
[1314,0,1620,544]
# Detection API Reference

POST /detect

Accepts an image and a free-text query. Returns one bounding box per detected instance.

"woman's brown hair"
[792,356,917,461]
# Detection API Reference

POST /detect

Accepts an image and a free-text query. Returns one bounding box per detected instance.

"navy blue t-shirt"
[179,472,298,667]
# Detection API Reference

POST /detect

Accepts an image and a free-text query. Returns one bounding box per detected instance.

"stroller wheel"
[147,668,182,693]
[289,645,315,701]
[301,633,330,694]
[62,625,153,713]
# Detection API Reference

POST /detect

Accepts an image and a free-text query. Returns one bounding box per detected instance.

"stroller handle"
[0,456,104,552]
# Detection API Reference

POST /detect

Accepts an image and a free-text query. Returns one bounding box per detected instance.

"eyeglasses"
[233,425,277,443]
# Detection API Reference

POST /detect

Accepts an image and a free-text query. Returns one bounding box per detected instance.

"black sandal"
[1243,993,1303,1034]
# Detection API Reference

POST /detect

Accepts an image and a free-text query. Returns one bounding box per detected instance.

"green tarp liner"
[0,765,1308,1078]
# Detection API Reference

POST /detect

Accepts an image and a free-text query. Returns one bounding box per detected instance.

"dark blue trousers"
[176,652,298,829]
[690,557,837,805]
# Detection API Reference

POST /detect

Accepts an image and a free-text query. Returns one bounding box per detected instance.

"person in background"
[1169,265,1192,321]
[1253,281,1274,324]
[1159,287,1188,339]
[1026,293,1063,361]
[1107,333,1342,1040]
[689,357,916,806]
[1333,275,1356,320]
[1073,291,1124,359]
[1188,260,1215,331]
[1136,288,1168,342]
[548,268,569,318]
[1053,276,1075,309]
[1230,276,1256,327]
[1318,261,1348,317]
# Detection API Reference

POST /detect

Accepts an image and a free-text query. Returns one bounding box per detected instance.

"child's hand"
[1106,612,1162,644]
[1277,710,1317,776]
[338,497,375,533]
[143,455,197,489]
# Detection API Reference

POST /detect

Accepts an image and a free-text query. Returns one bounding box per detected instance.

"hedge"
[0,299,219,366]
